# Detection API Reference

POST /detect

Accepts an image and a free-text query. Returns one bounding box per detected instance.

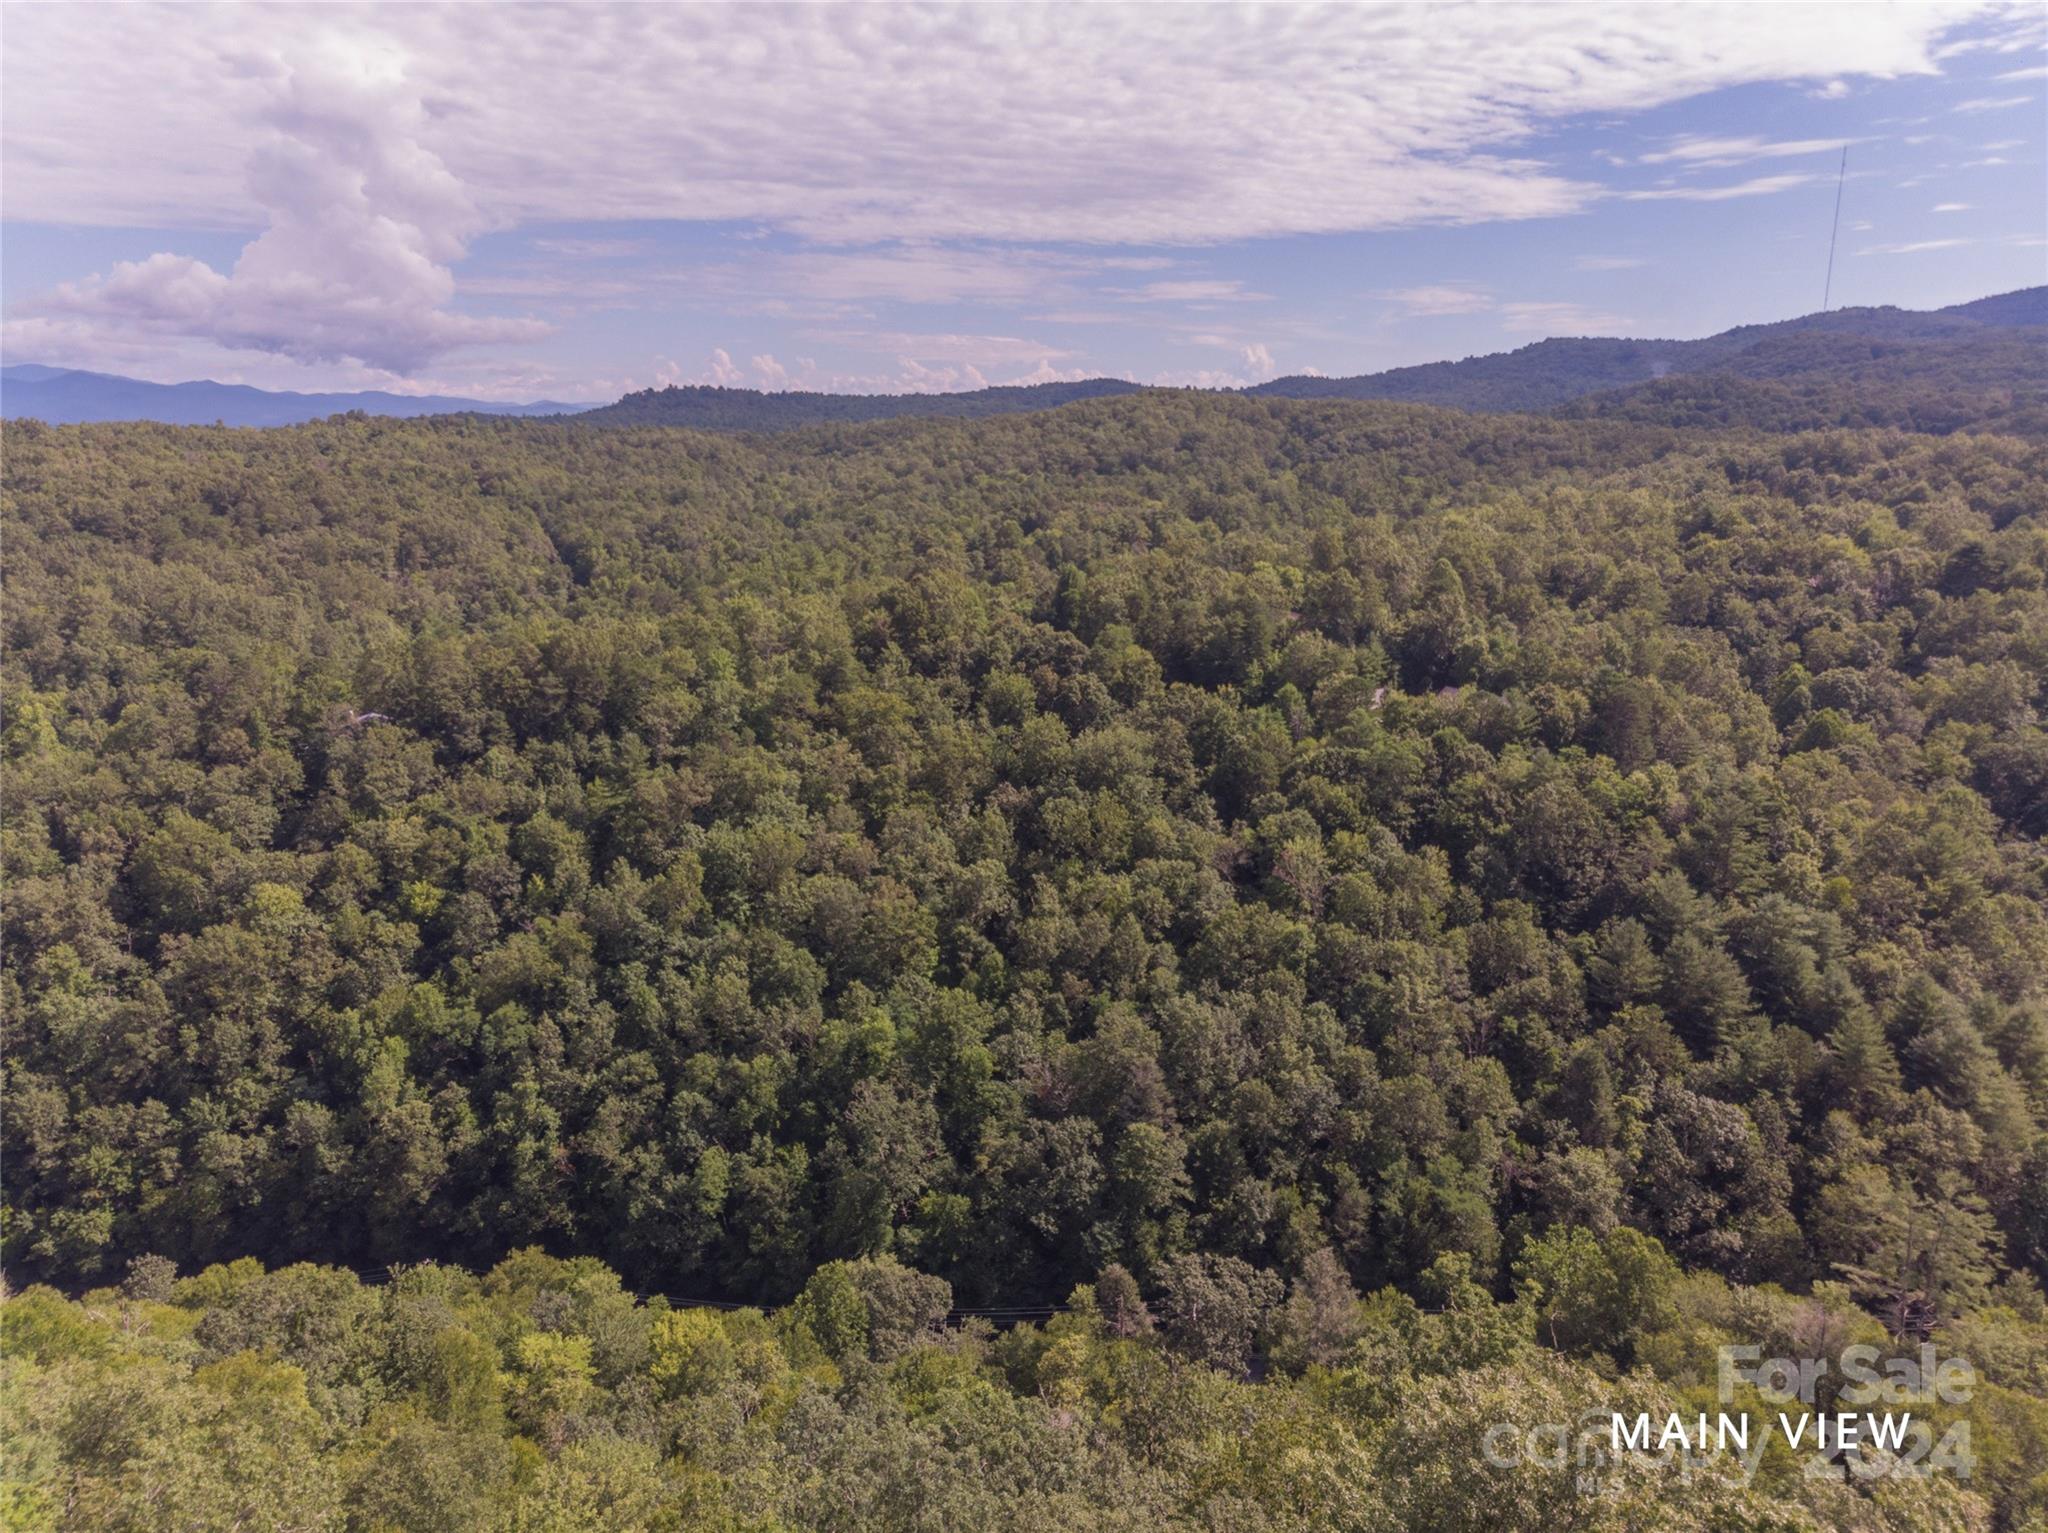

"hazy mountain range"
[1248,288,2047,411]
[5,287,2041,432]
[0,364,594,427]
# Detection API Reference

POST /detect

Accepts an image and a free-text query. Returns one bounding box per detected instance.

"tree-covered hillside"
[1252,288,2047,417]
[575,378,1145,430]
[7,1242,2040,1531]
[1561,331,2048,438]
[3,395,2046,1525]
[574,293,2044,435]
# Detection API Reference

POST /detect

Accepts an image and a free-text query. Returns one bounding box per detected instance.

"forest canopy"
[3,392,2047,1527]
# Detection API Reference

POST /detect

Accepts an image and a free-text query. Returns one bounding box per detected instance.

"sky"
[2,2,2044,403]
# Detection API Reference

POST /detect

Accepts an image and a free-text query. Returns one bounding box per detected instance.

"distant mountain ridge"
[0,365,593,427]
[1249,287,2047,412]
[3,287,2038,432]
[574,377,1146,430]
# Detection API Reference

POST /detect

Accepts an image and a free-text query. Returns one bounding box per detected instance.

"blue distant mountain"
[1247,287,2048,412]
[7,285,2040,432]
[0,365,595,427]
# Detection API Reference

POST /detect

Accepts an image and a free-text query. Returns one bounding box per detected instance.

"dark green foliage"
[576,378,1145,429]
[4,380,2048,1528]
[1561,331,2048,438]
[3,394,2045,1339]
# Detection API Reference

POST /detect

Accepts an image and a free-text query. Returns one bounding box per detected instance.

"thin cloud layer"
[3,3,1997,246]
[1384,285,1497,316]
[0,2,2037,388]
[1637,135,1848,166]
[1625,173,1823,202]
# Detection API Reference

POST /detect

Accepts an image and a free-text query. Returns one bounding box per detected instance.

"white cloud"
[1152,367,1259,390]
[1638,134,1847,166]
[1997,63,2048,78]
[1007,359,1098,386]
[1382,284,1495,315]
[0,3,2001,247]
[529,236,652,259]
[1183,332,1280,379]
[681,344,1101,397]
[2,3,2027,386]
[12,31,545,373]
[1624,172,1822,201]
[1499,301,1632,334]
[1954,93,2035,110]
[1574,255,1646,271]
[1856,238,1974,254]
[1116,280,1262,304]
[811,331,1077,366]
[729,247,1073,307]
[1932,201,1973,211]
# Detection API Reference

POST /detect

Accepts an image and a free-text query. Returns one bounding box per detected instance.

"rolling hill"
[572,377,1146,429]
[4,288,2038,434]
[1250,287,2046,413]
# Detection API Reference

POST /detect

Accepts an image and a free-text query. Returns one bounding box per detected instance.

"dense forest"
[578,378,1145,430]
[4,393,2047,1526]
[8,1242,2042,1530]
[1562,331,2048,439]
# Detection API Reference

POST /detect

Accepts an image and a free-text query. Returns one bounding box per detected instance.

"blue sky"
[3,3,2042,402]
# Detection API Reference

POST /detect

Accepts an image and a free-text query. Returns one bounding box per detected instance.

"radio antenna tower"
[1822,146,1848,311]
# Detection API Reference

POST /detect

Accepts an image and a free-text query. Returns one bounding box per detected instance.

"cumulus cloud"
[1,3,2002,246]
[1183,333,1280,376]
[1152,367,1260,390]
[1,3,2030,389]
[1007,359,1099,386]
[19,31,544,372]
[678,344,1097,396]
